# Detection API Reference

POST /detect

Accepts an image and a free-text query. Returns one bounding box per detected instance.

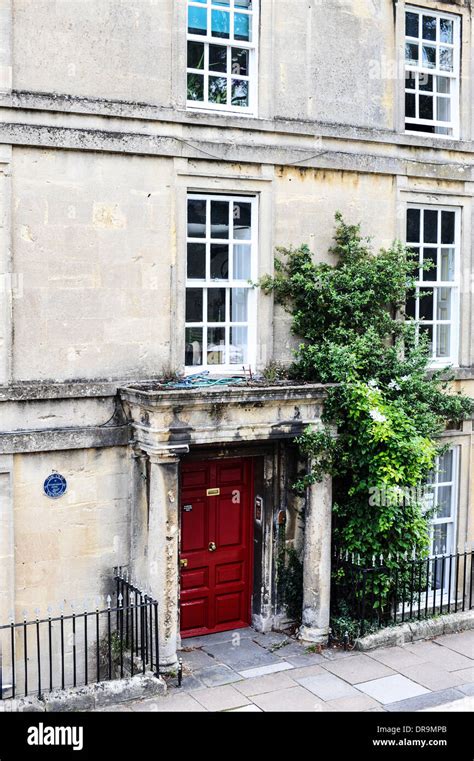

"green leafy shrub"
[260,214,473,613]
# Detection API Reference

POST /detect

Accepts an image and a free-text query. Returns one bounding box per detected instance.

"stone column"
[299,475,332,644]
[129,448,149,589]
[146,451,181,670]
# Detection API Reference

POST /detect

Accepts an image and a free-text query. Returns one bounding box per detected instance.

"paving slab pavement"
[96,627,474,713]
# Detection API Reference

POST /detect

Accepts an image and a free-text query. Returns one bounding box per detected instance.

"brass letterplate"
[206,488,220,496]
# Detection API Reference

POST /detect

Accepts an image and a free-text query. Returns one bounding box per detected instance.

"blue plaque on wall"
[43,473,67,499]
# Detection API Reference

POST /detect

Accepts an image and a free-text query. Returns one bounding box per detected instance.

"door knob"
[180,558,188,568]
[208,542,217,552]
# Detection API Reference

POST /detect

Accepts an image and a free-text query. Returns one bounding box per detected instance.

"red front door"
[179,458,254,638]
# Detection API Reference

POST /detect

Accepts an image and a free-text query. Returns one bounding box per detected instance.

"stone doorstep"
[355,611,474,652]
[5,673,166,713]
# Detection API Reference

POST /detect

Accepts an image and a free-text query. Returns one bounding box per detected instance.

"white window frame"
[406,204,461,367]
[426,447,458,559]
[186,0,258,116]
[185,192,258,373]
[404,5,461,139]
[424,447,459,598]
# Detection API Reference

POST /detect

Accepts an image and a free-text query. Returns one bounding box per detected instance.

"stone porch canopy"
[118,381,334,668]
[118,381,331,455]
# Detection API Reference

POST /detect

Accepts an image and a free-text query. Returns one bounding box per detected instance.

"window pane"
[437,97,451,123]
[407,122,436,134]
[207,288,226,321]
[187,243,206,279]
[437,77,451,94]
[441,212,455,244]
[233,244,251,279]
[406,11,419,38]
[188,41,205,69]
[419,288,434,320]
[419,95,433,120]
[209,44,228,73]
[423,483,436,511]
[440,248,455,281]
[188,198,206,237]
[211,201,229,238]
[232,47,249,76]
[422,45,436,68]
[230,327,248,364]
[208,75,228,103]
[419,324,433,353]
[405,92,416,119]
[406,293,416,319]
[207,327,226,365]
[432,524,448,556]
[210,244,229,279]
[437,287,451,321]
[438,450,453,482]
[231,288,248,321]
[405,42,419,64]
[234,12,251,41]
[188,5,207,35]
[440,19,453,44]
[233,202,252,239]
[232,79,249,107]
[211,9,230,38]
[424,210,438,243]
[186,288,203,322]
[408,247,420,278]
[185,328,203,366]
[405,71,416,89]
[437,324,451,357]
[422,248,437,281]
[407,208,420,242]
[422,16,437,41]
[440,48,453,72]
[235,0,252,8]
[188,72,204,101]
[419,73,433,91]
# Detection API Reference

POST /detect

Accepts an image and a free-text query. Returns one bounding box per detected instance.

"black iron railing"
[0,569,159,701]
[332,548,474,636]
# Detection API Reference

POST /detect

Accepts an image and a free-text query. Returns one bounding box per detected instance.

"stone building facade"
[0,0,473,669]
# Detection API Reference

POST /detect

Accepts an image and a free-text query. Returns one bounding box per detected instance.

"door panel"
[216,496,243,547]
[180,458,253,638]
[181,498,207,552]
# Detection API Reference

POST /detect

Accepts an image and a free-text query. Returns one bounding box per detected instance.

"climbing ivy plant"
[260,213,473,563]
